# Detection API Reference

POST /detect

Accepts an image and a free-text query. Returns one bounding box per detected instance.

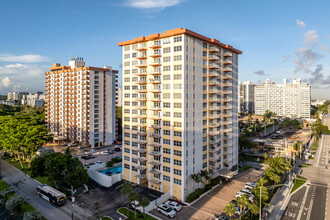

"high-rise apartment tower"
[118,28,242,201]
[45,57,118,147]
[238,81,255,113]
[255,78,311,119]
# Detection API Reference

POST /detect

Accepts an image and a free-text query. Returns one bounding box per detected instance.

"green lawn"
[0,179,10,191]
[244,155,265,163]
[20,202,36,213]
[291,176,307,193]
[118,207,156,220]
[239,165,254,173]
[311,139,319,151]
[5,158,52,186]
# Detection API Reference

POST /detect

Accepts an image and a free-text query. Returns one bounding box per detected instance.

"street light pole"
[259,186,262,220]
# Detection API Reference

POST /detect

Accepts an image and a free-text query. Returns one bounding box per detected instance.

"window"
[163,166,170,172]
[163,66,171,71]
[203,43,207,48]
[174,65,182,71]
[124,148,130,153]
[124,86,130,90]
[163,93,170,99]
[163,47,171,53]
[163,139,170,145]
[174,74,182,80]
[174,140,182,147]
[163,112,170,117]
[163,175,170,182]
[163,157,170,163]
[174,169,182,176]
[124,77,130,82]
[163,38,171,44]
[174,55,182,61]
[163,121,170,126]
[174,131,182,137]
[174,159,182,166]
[173,93,181,99]
[124,54,130,59]
[163,148,170,154]
[174,46,182,52]
[124,61,130,67]
[174,122,181,127]
[174,150,182,156]
[174,36,182,42]
[124,164,130,169]
[163,130,171,135]
[124,156,130,161]
[173,84,181,89]
[163,102,170,108]
[132,53,137,58]
[163,57,171,62]
[174,103,182,108]
[124,132,130,137]
[174,178,182,185]
[163,84,170,89]
[163,75,170,80]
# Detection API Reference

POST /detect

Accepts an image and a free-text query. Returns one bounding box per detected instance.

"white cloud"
[0,54,50,63]
[254,70,265,75]
[294,47,323,73]
[319,44,330,52]
[1,77,11,88]
[0,63,48,76]
[296,19,306,28]
[303,30,318,46]
[125,0,186,9]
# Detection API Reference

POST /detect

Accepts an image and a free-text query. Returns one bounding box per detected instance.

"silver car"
[165,201,182,211]
[157,204,176,218]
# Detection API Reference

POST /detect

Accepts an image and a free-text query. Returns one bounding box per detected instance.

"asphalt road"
[283,186,307,220]
[1,160,90,220]
[314,135,330,167]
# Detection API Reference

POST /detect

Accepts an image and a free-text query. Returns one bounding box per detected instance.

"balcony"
[149,42,161,49]
[136,61,147,67]
[223,67,233,72]
[209,54,220,61]
[136,157,147,162]
[149,151,162,156]
[136,43,147,51]
[209,105,219,110]
[223,105,233,110]
[136,148,147,153]
[209,139,220,145]
[208,89,219,94]
[137,131,147,136]
[136,139,147,144]
[149,106,161,111]
[149,78,161,84]
[223,59,232,65]
[136,79,147,85]
[151,124,161,129]
[208,71,219,77]
[223,98,232,102]
[148,178,161,184]
[149,142,161,147]
[150,87,161,93]
[150,52,162,58]
[136,105,147,110]
[150,115,161,120]
[136,71,147,76]
[209,63,220,69]
[149,169,161,175]
[209,46,220,53]
[135,173,147,179]
[150,69,162,75]
[150,61,162,66]
[149,160,161,166]
[208,97,220,102]
[223,90,232,95]
[135,165,147,171]
[224,51,232,57]
[137,123,147,127]
[149,132,161,138]
[150,97,161,102]
[223,82,232,87]
[137,88,148,93]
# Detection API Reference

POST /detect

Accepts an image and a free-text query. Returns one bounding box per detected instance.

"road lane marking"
[297,186,310,220]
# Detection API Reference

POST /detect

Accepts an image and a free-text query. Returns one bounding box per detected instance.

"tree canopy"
[30,152,88,189]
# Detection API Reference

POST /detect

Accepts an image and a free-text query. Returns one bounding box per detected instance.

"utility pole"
[259,186,262,220]
[71,186,74,220]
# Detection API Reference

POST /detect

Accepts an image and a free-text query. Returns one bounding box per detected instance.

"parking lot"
[150,169,263,220]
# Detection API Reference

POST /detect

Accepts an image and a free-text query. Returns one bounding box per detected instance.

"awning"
[218,169,236,178]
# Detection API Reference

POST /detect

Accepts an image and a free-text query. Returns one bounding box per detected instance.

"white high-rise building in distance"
[238,81,255,113]
[45,57,118,147]
[118,28,242,201]
[255,78,311,119]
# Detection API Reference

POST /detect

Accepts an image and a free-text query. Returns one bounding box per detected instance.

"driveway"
[75,180,163,220]
[150,169,263,220]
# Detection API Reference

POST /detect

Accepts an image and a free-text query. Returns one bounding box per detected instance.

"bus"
[36,185,66,206]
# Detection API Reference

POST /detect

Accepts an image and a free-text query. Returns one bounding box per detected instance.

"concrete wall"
[145,192,171,212]
[88,169,123,187]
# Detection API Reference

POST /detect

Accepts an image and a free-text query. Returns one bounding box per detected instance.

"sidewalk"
[264,172,293,219]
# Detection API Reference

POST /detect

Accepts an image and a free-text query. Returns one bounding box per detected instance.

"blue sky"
[0,0,330,99]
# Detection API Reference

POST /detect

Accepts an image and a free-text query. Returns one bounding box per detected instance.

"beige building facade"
[118,28,241,201]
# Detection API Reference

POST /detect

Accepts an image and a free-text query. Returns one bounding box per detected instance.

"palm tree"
[191,173,201,191]
[236,194,250,220]
[248,202,259,219]
[223,202,236,219]
[129,191,140,219]
[200,170,210,186]
[120,182,133,217]
[140,196,150,219]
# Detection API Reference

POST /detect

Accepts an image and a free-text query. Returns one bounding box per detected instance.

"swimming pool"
[98,166,122,175]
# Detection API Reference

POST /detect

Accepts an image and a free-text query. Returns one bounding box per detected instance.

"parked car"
[101,151,110,155]
[235,206,249,215]
[114,147,121,152]
[157,204,176,218]
[246,182,257,188]
[62,142,69,146]
[241,188,252,195]
[108,150,114,154]
[69,143,78,147]
[95,161,103,164]
[81,156,90,160]
[78,145,85,149]
[130,200,143,213]
[236,192,254,201]
[88,155,95,159]
[165,201,182,211]
[114,156,122,160]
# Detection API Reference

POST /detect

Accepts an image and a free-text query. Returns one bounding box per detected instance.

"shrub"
[186,193,198,203]
[195,188,204,197]
[5,194,25,212]
[23,210,43,220]
[0,188,15,199]
[211,178,220,186]
[204,184,212,192]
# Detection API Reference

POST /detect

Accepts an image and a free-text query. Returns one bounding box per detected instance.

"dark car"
[114,147,121,152]
[88,155,95,159]
[81,156,89,160]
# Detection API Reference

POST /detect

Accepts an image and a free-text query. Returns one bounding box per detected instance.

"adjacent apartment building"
[238,81,255,113]
[255,78,311,119]
[45,57,118,147]
[118,28,242,201]
[21,92,45,107]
